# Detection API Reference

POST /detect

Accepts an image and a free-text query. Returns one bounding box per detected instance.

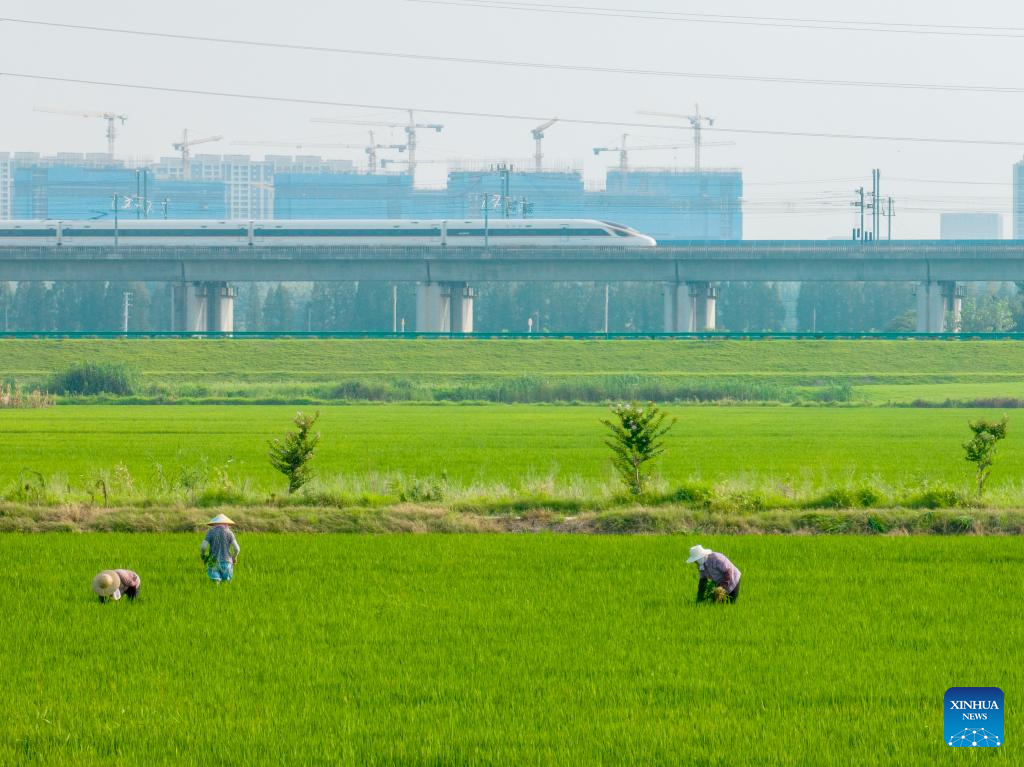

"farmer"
[201,513,240,583]
[91,569,141,603]
[687,544,741,604]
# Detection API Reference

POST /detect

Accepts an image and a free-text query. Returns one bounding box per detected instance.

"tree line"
[1,280,1022,333]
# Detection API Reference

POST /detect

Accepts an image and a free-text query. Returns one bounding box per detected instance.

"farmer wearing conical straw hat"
[201,514,240,583]
[687,544,741,604]
[91,569,141,603]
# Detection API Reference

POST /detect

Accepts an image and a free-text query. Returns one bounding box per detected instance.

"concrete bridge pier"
[663,281,718,332]
[692,282,718,332]
[171,282,235,332]
[445,282,474,333]
[207,282,236,333]
[417,281,474,333]
[916,281,962,333]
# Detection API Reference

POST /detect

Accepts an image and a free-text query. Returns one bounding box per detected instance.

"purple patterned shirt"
[698,552,741,592]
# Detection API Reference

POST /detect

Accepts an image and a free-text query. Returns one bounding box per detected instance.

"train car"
[0,219,657,247]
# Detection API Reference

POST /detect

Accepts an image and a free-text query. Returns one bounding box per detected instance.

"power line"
[410,0,1024,39]
[4,17,1024,95]
[8,71,1024,148]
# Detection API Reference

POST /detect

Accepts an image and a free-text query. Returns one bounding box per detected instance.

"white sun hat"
[206,514,235,526]
[92,570,122,599]
[686,544,713,564]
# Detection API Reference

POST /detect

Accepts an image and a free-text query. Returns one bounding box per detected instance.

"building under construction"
[1,151,743,240]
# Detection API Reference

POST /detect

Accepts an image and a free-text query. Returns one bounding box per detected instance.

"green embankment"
[2,535,1018,765]
[4,338,1024,403]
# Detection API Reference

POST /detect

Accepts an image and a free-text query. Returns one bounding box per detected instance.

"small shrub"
[398,477,446,503]
[601,402,675,496]
[963,417,1008,495]
[48,362,138,396]
[670,483,714,508]
[268,411,321,494]
[903,484,973,509]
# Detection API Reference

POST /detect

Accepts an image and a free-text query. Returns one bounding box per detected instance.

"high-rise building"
[1014,160,1024,238]
[0,154,12,219]
[940,212,1002,239]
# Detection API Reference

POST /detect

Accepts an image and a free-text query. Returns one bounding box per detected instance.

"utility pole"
[871,169,881,242]
[887,196,895,240]
[135,170,142,219]
[603,283,610,334]
[162,198,170,220]
[482,192,491,248]
[391,284,398,333]
[852,187,865,241]
[494,163,512,218]
[121,291,133,333]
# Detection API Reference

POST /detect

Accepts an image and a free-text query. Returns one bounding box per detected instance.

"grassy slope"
[2,404,1014,489]
[4,337,1024,379]
[1,534,1017,766]
[6,337,1024,404]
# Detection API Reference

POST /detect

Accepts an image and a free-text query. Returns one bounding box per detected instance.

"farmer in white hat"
[201,514,240,583]
[91,569,141,603]
[687,544,741,604]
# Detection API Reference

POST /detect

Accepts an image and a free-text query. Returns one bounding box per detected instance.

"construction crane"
[637,104,715,171]
[593,133,734,174]
[530,118,558,172]
[310,111,443,180]
[34,107,128,157]
[233,131,406,173]
[172,130,223,179]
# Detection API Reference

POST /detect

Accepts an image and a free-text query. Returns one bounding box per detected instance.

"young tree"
[268,411,321,493]
[601,402,675,495]
[963,416,1008,495]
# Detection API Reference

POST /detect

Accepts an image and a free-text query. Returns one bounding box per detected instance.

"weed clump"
[49,362,138,396]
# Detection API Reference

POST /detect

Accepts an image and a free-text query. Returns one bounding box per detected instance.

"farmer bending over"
[201,514,240,583]
[92,569,141,603]
[687,544,741,604]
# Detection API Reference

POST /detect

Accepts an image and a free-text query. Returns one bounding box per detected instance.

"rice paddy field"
[2,533,1019,766]
[2,404,1018,493]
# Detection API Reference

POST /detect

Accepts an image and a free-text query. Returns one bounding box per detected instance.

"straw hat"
[206,514,235,526]
[686,544,713,564]
[92,570,122,600]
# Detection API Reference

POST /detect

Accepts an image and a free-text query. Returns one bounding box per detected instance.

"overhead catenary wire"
[4,17,1024,95]
[6,72,1024,148]
[409,0,1024,39]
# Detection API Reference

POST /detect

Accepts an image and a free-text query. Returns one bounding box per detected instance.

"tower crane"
[310,111,443,180]
[593,133,734,174]
[34,107,128,157]
[637,104,715,171]
[233,131,406,174]
[530,118,558,172]
[172,130,223,179]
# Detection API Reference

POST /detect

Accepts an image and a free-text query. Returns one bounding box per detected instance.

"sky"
[2,0,1023,238]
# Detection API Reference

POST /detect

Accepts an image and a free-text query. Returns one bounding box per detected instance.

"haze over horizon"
[2,0,1023,238]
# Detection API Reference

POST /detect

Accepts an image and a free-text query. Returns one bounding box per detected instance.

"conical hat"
[92,570,120,598]
[206,514,235,526]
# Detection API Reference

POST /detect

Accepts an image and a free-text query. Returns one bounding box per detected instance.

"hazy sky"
[2,0,1023,238]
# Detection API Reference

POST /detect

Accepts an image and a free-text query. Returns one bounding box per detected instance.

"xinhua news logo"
[945,687,1003,748]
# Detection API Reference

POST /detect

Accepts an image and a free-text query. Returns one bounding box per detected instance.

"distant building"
[0,154,12,218]
[595,169,742,241]
[2,150,743,238]
[1015,160,1024,238]
[940,212,1002,239]
[10,155,226,219]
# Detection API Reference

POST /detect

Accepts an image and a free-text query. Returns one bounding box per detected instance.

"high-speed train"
[0,219,657,247]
